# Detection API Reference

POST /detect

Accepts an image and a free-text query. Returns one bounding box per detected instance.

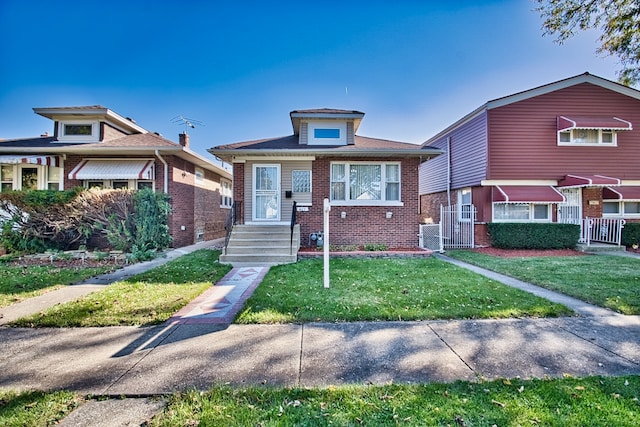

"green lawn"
[2,376,637,426]
[235,257,571,323]
[150,376,640,426]
[10,249,232,327]
[447,251,640,315]
[0,264,115,308]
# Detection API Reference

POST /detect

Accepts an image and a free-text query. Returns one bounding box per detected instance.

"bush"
[487,223,580,249]
[621,222,640,248]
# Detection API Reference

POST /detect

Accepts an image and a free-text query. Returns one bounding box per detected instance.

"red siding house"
[210,109,441,265]
[419,73,640,247]
[0,106,232,248]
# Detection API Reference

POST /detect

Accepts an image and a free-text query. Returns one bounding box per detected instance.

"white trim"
[252,164,281,221]
[492,202,552,222]
[232,156,315,162]
[481,179,558,186]
[56,120,100,143]
[330,201,404,207]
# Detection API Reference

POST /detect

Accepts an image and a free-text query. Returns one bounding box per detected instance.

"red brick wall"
[300,157,421,248]
[419,192,449,224]
[166,156,195,248]
[582,187,603,218]
[194,169,228,241]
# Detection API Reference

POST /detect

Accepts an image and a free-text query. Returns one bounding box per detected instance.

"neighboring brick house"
[0,106,232,248]
[209,109,441,263]
[419,73,640,247]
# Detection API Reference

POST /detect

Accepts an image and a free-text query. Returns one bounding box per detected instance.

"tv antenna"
[171,115,205,134]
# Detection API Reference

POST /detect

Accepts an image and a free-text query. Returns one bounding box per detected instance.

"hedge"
[621,222,640,248]
[487,223,580,249]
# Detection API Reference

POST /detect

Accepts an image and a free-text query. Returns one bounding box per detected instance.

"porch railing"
[581,217,626,246]
[223,201,241,251]
[290,201,297,255]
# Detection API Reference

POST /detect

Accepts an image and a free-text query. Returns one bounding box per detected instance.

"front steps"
[220,224,300,266]
[576,242,627,253]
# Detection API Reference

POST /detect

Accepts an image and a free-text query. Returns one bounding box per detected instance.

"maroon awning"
[558,174,621,188]
[493,186,566,203]
[603,186,640,200]
[557,116,633,132]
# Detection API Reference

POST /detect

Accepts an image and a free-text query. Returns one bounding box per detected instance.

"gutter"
[155,150,169,193]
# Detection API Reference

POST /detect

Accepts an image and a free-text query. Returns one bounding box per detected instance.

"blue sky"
[0,0,620,155]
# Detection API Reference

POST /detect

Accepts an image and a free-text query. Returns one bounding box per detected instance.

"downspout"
[446,136,451,207]
[155,150,168,193]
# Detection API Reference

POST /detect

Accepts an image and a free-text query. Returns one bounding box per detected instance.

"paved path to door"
[167,266,269,324]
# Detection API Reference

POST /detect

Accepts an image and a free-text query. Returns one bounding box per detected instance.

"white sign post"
[323,198,331,289]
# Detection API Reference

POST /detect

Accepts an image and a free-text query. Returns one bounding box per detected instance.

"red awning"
[0,155,60,167]
[493,186,566,203]
[557,116,633,132]
[558,174,621,188]
[603,186,640,200]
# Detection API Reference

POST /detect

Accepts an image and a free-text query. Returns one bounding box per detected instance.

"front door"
[253,164,280,221]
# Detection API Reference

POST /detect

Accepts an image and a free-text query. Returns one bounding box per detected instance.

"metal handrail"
[290,201,297,255]
[223,201,241,251]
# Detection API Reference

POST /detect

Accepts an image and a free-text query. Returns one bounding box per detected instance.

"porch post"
[323,198,331,289]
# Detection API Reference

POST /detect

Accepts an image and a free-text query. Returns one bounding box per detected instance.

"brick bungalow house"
[419,73,640,247]
[209,108,441,265]
[0,106,232,247]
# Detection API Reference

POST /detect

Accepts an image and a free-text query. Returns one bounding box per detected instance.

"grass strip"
[150,375,640,426]
[235,257,571,323]
[0,390,81,427]
[10,249,232,327]
[0,265,115,308]
[447,251,640,315]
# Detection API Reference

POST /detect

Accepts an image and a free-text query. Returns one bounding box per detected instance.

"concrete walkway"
[0,245,639,426]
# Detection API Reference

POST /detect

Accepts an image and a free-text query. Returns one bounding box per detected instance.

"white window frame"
[458,188,473,222]
[57,120,100,142]
[329,161,403,206]
[307,121,347,145]
[194,167,205,185]
[492,203,552,222]
[83,179,154,190]
[603,200,640,218]
[220,178,233,209]
[1,164,15,192]
[557,128,617,146]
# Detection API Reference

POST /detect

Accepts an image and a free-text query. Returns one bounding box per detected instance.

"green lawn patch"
[0,390,81,427]
[10,249,232,327]
[447,251,640,315]
[235,257,571,323]
[150,376,640,427]
[0,264,115,308]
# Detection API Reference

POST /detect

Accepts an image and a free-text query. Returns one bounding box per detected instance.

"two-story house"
[0,106,232,248]
[209,108,441,265]
[419,73,640,247]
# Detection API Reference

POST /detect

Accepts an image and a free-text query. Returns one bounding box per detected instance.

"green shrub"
[621,222,640,248]
[487,223,580,249]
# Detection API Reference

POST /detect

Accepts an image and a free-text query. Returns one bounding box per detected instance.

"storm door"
[558,188,582,224]
[253,164,280,221]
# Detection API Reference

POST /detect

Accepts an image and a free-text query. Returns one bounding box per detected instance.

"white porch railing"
[581,217,626,246]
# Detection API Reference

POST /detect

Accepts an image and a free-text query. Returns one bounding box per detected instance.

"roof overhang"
[290,109,365,135]
[33,106,148,134]
[557,116,632,132]
[603,186,640,200]
[492,185,566,203]
[558,174,621,188]
[209,147,442,164]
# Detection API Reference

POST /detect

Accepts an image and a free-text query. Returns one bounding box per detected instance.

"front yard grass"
[2,376,637,426]
[235,257,571,323]
[447,251,640,315]
[10,249,232,327]
[0,264,115,308]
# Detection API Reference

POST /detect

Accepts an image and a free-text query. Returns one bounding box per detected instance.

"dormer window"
[57,120,99,142]
[307,121,347,145]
